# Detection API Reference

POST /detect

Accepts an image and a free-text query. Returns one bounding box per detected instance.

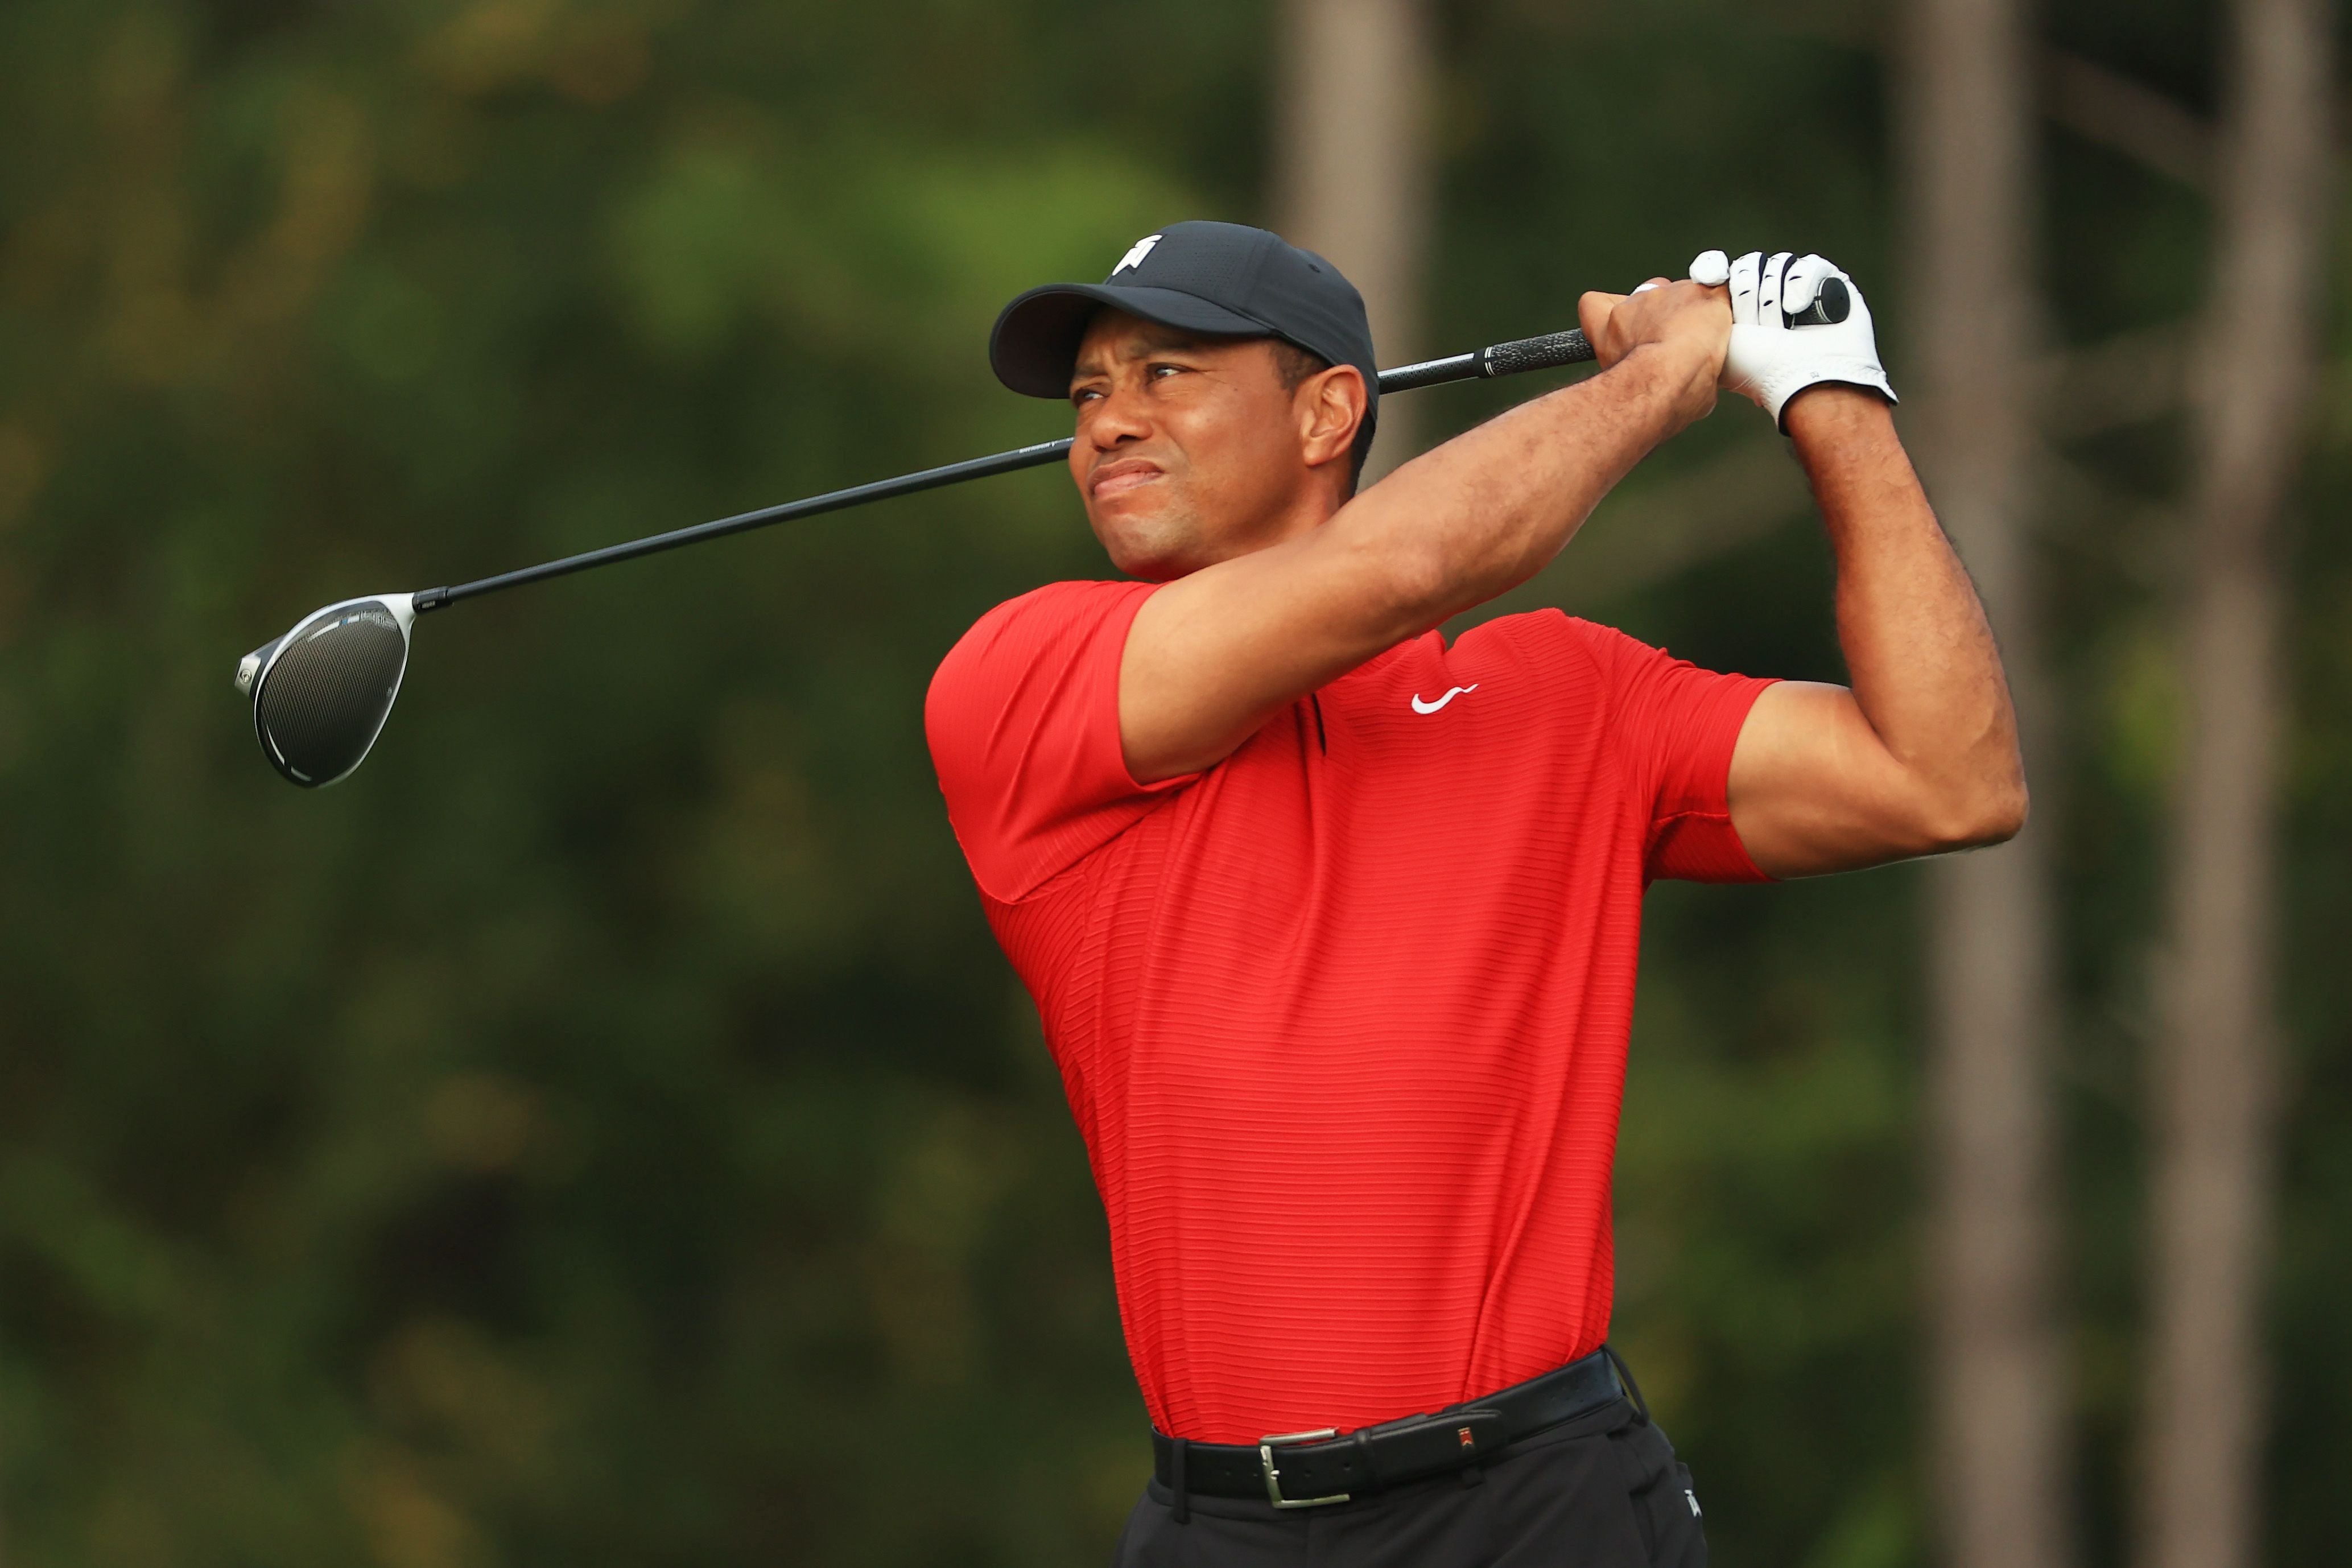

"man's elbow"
[1917,774,2029,854]
[1965,779,2031,847]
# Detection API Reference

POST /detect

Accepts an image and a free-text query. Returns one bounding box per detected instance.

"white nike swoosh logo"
[1411,684,1477,714]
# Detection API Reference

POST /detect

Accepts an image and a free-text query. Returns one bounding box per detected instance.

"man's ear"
[1297,364,1368,472]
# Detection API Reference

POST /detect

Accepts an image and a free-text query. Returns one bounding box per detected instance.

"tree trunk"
[1900,3,2072,1567]
[1272,0,1433,477]
[2141,2,2333,1566]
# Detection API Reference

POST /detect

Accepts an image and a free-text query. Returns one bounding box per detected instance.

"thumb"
[1578,290,1626,354]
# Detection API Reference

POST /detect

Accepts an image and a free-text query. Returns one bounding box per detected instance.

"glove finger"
[1727,251,1764,325]
[1689,249,1731,288]
[1781,255,1829,315]
[1757,252,1792,321]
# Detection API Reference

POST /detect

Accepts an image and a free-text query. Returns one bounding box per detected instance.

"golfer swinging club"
[926,222,2024,1565]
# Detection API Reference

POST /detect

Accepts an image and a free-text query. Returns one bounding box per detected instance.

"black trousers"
[1110,1397,1706,1567]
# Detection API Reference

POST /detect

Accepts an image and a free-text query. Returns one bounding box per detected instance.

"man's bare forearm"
[1329,340,1719,628]
[1790,390,2027,838]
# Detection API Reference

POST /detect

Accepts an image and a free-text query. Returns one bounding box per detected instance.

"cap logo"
[1112,234,1162,275]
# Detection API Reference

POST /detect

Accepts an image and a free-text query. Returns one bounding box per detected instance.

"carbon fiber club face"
[236,594,415,787]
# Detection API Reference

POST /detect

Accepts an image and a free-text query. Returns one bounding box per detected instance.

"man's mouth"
[1088,459,1164,500]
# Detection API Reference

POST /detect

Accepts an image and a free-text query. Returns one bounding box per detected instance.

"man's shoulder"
[926,579,1155,744]
[941,579,1149,664]
[1453,607,1645,671]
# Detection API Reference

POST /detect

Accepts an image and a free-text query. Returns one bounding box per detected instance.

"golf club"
[237,308,1825,789]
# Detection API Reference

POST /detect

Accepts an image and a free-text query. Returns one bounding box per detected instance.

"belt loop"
[1352,1427,1380,1493]
[1603,1343,1652,1426]
[1171,1437,1190,1524]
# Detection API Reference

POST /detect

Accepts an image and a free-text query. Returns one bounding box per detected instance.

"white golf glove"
[1687,249,1896,429]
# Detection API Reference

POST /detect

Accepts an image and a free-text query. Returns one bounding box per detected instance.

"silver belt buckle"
[1257,1427,1351,1508]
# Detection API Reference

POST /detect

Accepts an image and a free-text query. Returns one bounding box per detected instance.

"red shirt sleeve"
[1574,618,1777,884]
[926,580,1198,903]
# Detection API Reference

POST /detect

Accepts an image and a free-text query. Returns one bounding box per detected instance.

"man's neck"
[1193,481,1348,572]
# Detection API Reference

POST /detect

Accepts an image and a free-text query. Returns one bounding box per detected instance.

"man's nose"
[1085,381,1154,446]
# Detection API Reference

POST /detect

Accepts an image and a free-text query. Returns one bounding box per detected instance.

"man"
[925,221,2023,1566]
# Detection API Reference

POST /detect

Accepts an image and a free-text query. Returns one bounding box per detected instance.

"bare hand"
[1577,278,1732,430]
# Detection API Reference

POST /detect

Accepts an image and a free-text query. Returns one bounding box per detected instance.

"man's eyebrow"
[1071,329,1227,381]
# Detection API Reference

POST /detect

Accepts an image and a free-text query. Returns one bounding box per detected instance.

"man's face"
[1065,310,1338,581]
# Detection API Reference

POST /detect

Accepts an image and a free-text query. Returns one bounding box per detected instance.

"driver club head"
[236,593,416,787]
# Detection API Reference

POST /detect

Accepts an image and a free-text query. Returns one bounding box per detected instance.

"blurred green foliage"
[0,1,2345,1565]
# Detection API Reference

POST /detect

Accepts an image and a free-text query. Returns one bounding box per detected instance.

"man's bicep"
[1119,530,1422,782]
[1725,680,1947,877]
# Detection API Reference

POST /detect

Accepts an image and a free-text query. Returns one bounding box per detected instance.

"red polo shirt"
[926,579,1772,1445]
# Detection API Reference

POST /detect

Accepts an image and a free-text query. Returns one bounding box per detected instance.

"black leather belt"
[1151,1346,1629,1509]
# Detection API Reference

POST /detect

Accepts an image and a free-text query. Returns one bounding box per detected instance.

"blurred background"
[1,0,2346,1563]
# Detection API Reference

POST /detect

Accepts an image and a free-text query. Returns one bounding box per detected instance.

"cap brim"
[988,283,1274,398]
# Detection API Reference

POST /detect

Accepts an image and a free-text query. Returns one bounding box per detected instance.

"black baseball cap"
[989,220,1379,457]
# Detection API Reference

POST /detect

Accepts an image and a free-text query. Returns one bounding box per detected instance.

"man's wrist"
[1784,384,1896,455]
[1612,338,1721,428]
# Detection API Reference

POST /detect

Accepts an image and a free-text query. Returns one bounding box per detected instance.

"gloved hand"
[1687,250,1896,430]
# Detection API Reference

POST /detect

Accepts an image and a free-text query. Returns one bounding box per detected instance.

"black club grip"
[1480,329,1596,378]
[1788,276,1851,327]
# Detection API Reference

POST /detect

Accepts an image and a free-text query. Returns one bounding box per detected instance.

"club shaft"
[414,326,1594,613]
[420,440,1075,610]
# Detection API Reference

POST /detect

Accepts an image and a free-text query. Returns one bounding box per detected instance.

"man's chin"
[1092,515,1205,583]
[1108,550,1191,584]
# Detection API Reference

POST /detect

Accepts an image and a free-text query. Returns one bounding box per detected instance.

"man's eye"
[1149,363,1185,379]
[1071,387,1102,405]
